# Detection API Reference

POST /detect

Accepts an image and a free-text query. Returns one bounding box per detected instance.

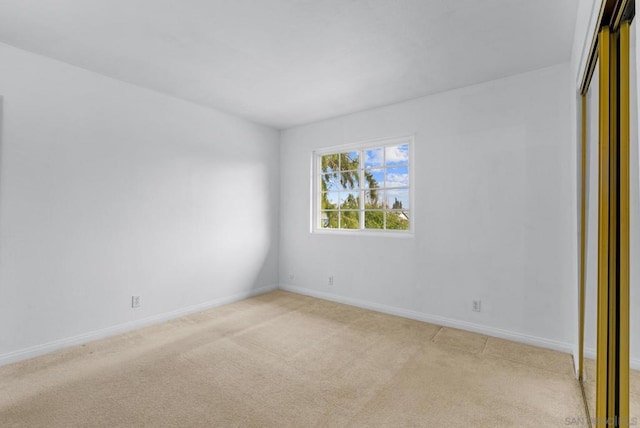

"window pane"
[320,211,338,228]
[339,191,360,209]
[340,211,360,229]
[365,211,384,229]
[365,189,383,208]
[340,171,360,190]
[364,169,383,189]
[340,151,359,171]
[386,188,409,210]
[385,166,409,188]
[321,173,341,191]
[323,172,360,191]
[364,147,383,168]
[386,211,409,230]
[322,192,339,210]
[376,190,388,208]
[321,154,339,173]
[385,144,409,166]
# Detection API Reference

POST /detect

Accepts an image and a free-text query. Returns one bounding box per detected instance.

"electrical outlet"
[472,300,481,312]
[132,296,140,308]
[328,275,334,286]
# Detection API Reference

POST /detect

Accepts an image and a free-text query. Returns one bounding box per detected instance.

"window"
[313,136,413,234]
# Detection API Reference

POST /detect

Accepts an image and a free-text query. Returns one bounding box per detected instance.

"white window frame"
[311,135,415,237]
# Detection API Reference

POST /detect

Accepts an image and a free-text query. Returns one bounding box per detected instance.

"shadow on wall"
[0,96,3,267]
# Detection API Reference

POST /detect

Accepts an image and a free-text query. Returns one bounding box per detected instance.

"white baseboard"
[573,351,580,380]
[279,284,574,354]
[584,348,595,360]
[0,284,278,368]
[584,347,640,371]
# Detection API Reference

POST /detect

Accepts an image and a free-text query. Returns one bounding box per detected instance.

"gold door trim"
[596,27,611,427]
[618,19,631,427]
[579,93,587,383]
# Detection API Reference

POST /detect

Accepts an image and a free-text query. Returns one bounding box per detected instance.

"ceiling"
[0,0,579,129]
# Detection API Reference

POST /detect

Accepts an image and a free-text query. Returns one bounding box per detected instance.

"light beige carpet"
[0,290,585,427]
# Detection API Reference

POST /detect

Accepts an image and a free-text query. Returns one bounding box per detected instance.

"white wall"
[0,42,280,365]
[279,64,576,351]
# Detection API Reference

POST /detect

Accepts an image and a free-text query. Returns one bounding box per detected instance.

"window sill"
[311,229,414,238]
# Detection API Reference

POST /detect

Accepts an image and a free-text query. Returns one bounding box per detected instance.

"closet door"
[579,6,634,425]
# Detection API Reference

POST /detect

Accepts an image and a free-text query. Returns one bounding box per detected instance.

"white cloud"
[385,173,409,187]
[385,145,409,164]
[365,148,383,166]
